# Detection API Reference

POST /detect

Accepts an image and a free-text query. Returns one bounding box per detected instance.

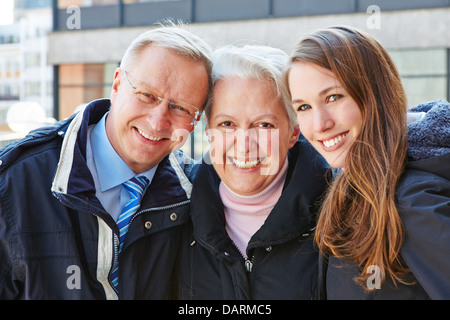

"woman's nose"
[234,128,258,155]
[314,107,334,133]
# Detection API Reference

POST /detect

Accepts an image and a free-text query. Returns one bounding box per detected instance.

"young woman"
[285,25,450,299]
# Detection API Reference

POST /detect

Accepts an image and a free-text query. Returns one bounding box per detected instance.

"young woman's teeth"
[323,133,346,147]
[233,159,261,169]
[137,129,163,141]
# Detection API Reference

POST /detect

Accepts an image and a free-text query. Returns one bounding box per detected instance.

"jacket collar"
[52,99,110,201]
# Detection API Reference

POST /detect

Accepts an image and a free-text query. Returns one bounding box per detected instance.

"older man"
[0,24,212,299]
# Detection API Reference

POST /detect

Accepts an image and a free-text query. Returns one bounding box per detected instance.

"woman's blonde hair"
[285,26,409,288]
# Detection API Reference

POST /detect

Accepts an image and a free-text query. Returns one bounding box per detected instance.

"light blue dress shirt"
[86,113,158,221]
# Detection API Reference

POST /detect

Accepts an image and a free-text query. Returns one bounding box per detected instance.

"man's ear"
[111,68,121,94]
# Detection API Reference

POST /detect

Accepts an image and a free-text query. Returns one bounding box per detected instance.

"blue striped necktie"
[111,176,149,290]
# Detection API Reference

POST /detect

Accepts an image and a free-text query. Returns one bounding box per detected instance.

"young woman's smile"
[288,62,363,168]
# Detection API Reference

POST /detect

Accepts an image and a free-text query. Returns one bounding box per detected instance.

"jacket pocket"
[10,231,100,299]
[11,231,80,261]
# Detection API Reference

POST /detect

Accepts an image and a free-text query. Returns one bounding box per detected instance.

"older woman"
[177,44,329,299]
[285,26,450,299]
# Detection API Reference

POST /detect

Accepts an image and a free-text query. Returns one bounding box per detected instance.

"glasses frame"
[122,69,201,126]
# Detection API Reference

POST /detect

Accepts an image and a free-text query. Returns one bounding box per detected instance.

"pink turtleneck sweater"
[219,158,289,258]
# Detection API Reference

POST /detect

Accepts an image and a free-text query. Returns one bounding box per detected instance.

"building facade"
[0,0,53,145]
[47,0,450,158]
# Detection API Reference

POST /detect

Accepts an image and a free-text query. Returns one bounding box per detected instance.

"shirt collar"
[90,113,157,192]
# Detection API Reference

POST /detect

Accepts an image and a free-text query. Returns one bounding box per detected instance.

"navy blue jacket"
[320,100,450,299]
[0,99,194,299]
[177,137,329,299]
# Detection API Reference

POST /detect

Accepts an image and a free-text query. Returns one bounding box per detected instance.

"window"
[58,62,117,119]
[388,48,449,107]
[58,0,119,9]
[123,0,179,2]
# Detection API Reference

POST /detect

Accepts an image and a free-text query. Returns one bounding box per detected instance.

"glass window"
[0,83,20,100]
[58,0,119,9]
[58,0,82,8]
[123,0,179,3]
[58,62,116,119]
[388,48,448,107]
[58,0,178,8]
[389,48,447,76]
[402,76,447,108]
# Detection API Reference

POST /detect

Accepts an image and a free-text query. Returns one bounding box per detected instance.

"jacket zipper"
[231,240,254,273]
[245,258,254,273]
[110,233,120,295]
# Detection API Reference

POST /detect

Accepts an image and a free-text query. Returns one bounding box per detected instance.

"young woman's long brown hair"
[286,26,409,288]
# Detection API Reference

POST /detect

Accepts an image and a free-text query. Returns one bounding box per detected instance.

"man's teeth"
[137,129,163,141]
[233,159,261,169]
[323,133,347,148]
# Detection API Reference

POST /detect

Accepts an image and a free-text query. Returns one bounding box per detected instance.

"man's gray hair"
[205,44,298,130]
[120,21,213,109]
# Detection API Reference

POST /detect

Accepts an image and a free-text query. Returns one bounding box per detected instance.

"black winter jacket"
[320,100,450,299]
[0,99,194,299]
[177,137,329,299]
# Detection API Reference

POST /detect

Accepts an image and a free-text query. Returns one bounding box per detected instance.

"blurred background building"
[0,0,449,157]
[0,0,53,145]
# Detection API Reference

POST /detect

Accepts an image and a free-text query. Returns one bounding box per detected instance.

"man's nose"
[146,100,171,130]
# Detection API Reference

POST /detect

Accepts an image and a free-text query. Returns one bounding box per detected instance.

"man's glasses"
[123,70,201,125]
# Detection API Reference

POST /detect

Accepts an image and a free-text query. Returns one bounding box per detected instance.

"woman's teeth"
[232,158,261,169]
[323,133,347,147]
